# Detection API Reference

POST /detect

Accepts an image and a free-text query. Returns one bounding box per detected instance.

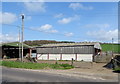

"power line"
[2,23,20,28]
[2,23,118,42]
[24,14,118,17]
[2,24,83,40]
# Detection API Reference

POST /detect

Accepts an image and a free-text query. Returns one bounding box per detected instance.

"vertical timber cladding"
[36,45,95,61]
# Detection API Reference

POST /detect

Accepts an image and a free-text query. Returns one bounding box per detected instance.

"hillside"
[101,43,120,53]
[24,40,75,46]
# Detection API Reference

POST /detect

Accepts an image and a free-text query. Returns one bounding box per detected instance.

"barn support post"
[48,53,49,60]
[75,53,77,61]
[93,55,95,62]
[36,53,38,60]
[60,53,62,60]
[29,48,32,58]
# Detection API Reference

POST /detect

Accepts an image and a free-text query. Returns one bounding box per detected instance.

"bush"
[60,63,74,69]
[55,61,58,64]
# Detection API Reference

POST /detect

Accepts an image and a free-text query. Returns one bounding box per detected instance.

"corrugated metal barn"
[36,42,102,62]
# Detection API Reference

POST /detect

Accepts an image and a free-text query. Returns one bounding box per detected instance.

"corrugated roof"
[2,42,31,48]
[39,42,100,47]
[94,43,102,49]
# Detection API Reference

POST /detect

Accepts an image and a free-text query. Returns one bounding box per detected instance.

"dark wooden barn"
[1,42,31,58]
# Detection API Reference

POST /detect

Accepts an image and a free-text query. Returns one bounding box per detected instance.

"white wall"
[62,54,75,60]
[37,54,48,60]
[77,54,93,62]
[49,54,60,60]
[37,54,93,62]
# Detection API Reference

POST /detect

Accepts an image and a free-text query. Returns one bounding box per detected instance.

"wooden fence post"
[71,58,74,66]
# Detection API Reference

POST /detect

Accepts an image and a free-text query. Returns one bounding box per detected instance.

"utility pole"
[21,14,24,62]
[112,38,114,56]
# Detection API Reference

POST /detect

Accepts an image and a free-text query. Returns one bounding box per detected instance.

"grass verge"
[114,67,120,71]
[1,61,74,70]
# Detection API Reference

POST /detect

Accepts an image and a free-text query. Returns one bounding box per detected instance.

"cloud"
[0,33,19,42]
[58,15,80,24]
[47,30,58,33]
[24,2,46,12]
[64,32,74,37]
[58,18,71,24]
[40,24,52,30]
[87,29,118,42]
[54,13,64,18]
[85,24,110,29]
[69,3,93,10]
[0,12,17,24]
[31,24,58,33]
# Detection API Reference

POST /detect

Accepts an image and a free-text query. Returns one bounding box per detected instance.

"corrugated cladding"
[37,45,94,54]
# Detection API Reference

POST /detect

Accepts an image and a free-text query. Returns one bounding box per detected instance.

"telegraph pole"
[112,38,114,56]
[21,14,24,62]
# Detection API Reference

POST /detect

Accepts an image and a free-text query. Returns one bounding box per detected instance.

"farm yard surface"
[2,59,119,82]
[32,62,118,82]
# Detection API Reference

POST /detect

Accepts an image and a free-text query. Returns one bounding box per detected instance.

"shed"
[36,42,102,62]
[1,42,31,58]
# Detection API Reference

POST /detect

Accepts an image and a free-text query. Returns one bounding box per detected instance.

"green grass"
[1,61,74,70]
[101,44,120,53]
[113,67,120,71]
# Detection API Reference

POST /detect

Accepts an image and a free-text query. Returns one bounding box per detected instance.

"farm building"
[36,42,102,62]
[1,42,31,58]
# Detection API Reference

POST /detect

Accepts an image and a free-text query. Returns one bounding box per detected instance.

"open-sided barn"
[36,42,102,62]
[1,42,31,58]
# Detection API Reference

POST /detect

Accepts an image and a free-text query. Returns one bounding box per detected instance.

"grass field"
[1,61,74,70]
[101,44,120,53]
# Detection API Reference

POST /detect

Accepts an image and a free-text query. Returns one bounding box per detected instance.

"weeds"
[1,61,74,70]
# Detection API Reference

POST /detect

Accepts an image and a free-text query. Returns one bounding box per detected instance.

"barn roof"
[38,42,102,49]
[2,42,31,48]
